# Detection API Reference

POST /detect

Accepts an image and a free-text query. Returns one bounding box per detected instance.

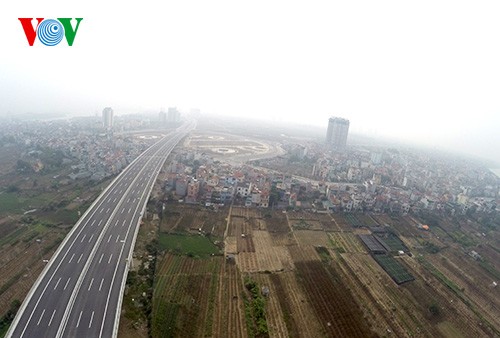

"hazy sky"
[1,1,500,164]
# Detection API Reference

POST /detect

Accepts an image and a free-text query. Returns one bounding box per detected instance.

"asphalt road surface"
[7,122,194,338]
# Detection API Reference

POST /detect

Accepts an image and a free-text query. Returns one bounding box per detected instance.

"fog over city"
[2,2,500,337]
[1,0,500,164]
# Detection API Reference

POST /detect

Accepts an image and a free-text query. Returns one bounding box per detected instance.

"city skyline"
[1,1,500,164]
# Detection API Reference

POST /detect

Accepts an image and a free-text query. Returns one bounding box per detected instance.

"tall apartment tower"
[167,107,181,123]
[326,117,349,150]
[102,107,114,130]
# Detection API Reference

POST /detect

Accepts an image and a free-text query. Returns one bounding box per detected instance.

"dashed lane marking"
[76,311,83,328]
[36,309,46,326]
[53,277,61,290]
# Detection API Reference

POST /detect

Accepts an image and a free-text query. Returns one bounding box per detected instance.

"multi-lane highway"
[7,122,194,338]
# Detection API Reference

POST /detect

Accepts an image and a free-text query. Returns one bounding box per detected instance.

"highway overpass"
[7,122,194,338]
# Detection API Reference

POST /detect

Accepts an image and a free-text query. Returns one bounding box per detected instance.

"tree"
[428,303,440,316]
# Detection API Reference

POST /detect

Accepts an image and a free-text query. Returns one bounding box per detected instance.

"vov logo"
[18,18,83,46]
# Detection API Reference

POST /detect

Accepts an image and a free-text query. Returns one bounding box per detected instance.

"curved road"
[7,121,194,338]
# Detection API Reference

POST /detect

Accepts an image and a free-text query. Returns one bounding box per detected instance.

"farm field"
[140,207,500,338]
[0,166,113,330]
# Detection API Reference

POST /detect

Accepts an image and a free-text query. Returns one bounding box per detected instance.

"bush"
[429,303,440,316]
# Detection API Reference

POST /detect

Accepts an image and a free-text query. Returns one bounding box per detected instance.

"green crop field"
[376,233,407,252]
[0,193,22,213]
[373,254,414,284]
[158,233,220,257]
[345,214,362,227]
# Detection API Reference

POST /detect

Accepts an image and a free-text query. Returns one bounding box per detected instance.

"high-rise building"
[326,117,349,149]
[102,107,114,130]
[167,107,181,124]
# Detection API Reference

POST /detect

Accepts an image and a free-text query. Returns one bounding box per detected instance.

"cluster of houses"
[165,147,499,217]
[165,152,271,207]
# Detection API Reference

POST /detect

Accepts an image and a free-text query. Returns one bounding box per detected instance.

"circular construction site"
[185,132,285,162]
[213,147,237,154]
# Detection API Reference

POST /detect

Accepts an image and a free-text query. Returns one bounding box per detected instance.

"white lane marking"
[48,309,56,327]
[113,197,117,202]
[68,253,75,264]
[76,311,83,328]
[107,235,112,243]
[53,277,61,290]
[99,278,104,291]
[80,234,87,242]
[88,234,94,243]
[131,190,135,194]
[115,219,119,227]
[133,198,136,203]
[91,220,96,226]
[77,254,83,263]
[36,309,46,326]
[108,254,113,264]
[107,197,111,202]
[88,278,94,291]
[89,311,94,328]
[122,221,125,227]
[116,235,120,243]
[127,198,130,203]
[106,208,110,213]
[99,207,104,213]
[98,219,103,227]
[64,278,71,290]
[98,253,104,264]
[128,207,131,213]
[121,208,125,214]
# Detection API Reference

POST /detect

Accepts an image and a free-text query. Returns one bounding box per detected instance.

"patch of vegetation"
[121,239,158,335]
[151,301,179,338]
[243,277,269,337]
[292,219,310,229]
[315,246,331,262]
[417,212,441,227]
[0,193,22,213]
[428,303,440,317]
[423,241,441,254]
[158,234,220,258]
[373,254,414,284]
[0,299,20,337]
[450,231,477,247]
[6,185,20,193]
[418,257,462,295]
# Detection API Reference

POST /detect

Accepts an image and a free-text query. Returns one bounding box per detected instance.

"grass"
[151,301,179,338]
[0,193,22,213]
[450,231,477,247]
[158,233,220,258]
[315,246,332,262]
[243,277,268,337]
[40,208,79,225]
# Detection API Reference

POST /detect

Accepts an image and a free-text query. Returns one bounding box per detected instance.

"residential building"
[102,107,114,130]
[326,116,349,150]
